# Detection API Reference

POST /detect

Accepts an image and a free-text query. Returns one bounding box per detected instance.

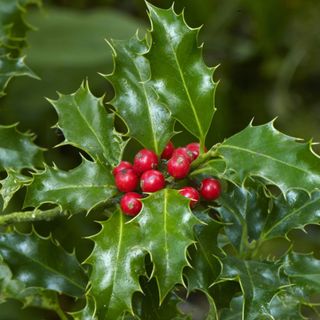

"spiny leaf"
[217,184,269,253]
[132,277,185,320]
[219,257,282,320]
[0,124,44,171]
[146,3,217,146]
[0,230,87,297]
[217,121,320,194]
[185,212,222,292]
[69,295,97,320]
[0,169,31,210]
[190,159,226,181]
[261,189,320,241]
[107,35,174,155]
[136,189,199,301]
[49,83,124,166]
[0,257,66,318]
[283,252,320,296]
[24,158,117,213]
[220,296,243,320]
[86,210,145,319]
[0,55,38,97]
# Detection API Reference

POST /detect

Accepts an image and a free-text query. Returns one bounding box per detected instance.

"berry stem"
[190,145,219,169]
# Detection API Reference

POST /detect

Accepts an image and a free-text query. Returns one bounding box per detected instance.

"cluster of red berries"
[112,141,221,216]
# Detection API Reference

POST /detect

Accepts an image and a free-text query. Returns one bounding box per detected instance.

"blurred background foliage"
[1,0,320,318]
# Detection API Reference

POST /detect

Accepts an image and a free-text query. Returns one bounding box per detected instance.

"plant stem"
[0,207,67,225]
[191,148,218,170]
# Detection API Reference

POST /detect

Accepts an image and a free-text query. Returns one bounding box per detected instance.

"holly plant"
[1,2,320,319]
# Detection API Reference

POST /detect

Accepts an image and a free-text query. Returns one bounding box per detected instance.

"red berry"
[133,149,158,175]
[113,161,133,176]
[161,141,175,160]
[140,170,165,193]
[120,192,142,216]
[199,178,221,201]
[186,143,207,160]
[115,169,138,192]
[179,187,200,208]
[167,155,190,179]
[172,147,193,163]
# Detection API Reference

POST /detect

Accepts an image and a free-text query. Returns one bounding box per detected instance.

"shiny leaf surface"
[24,159,117,212]
[218,121,320,193]
[219,257,282,320]
[107,35,174,154]
[0,231,87,297]
[136,189,199,301]
[70,295,97,320]
[146,3,216,145]
[0,169,31,210]
[86,211,145,319]
[0,124,44,171]
[262,189,320,241]
[49,83,124,165]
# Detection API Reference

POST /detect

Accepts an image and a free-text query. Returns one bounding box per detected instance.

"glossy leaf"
[136,189,200,301]
[86,211,145,319]
[24,158,117,212]
[0,257,66,318]
[0,124,44,171]
[217,121,320,193]
[70,295,97,320]
[0,230,87,297]
[220,296,243,320]
[146,3,217,146]
[0,169,31,210]
[261,189,320,241]
[107,35,174,155]
[49,83,124,166]
[283,252,320,295]
[190,159,226,180]
[219,256,282,319]
[185,212,222,292]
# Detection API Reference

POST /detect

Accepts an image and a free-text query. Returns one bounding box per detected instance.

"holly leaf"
[69,295,97,320]
[0,257,66,317]
[0,55,38,97]
[0,169,31,210]
[136,189,199,301]
[283,252,320,296]
[217,121,320,194]
[190,159,226,181]
[0,124,44,171]
[107,35,174,155]
[220,296,243,320]
[24,158,117,213]
[219,257,282,319]
[0,230,87,297]
[48,83,124,166]
[217,184,269,253]
[85,211,145,319]
[185,212,222,292]
[261,189,320,241]
[146,3,217,146]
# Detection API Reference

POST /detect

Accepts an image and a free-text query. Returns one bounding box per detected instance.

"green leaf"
[0,257,66,318]
[283,252,320,296]
[132,277,185,320]
[261,189,320,241]
[190,159,226,180]
[220,296,243,320]
[185,212,222,291]
[217,184,269,253]
[24,158,117,212]
[69,295,97,320]
[0,169,31,210]
[0,124,44,171]
[0,230,87,297]
[49,83,124,166]
[0,55,38,97]
[219,257,282,320]
[146,3,217,146]
[86,211,145,319]
[136,189,199,301]
[107,35,174,155]
[217,121,320,193]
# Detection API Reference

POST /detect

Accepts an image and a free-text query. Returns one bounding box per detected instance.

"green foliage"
[1,1,320,319]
